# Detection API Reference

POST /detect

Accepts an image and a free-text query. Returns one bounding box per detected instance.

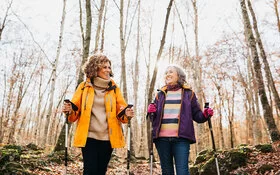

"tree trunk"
[147,0,174,104]
[54,0,92,151]
[100,0,108,52]
[211,79,225,149]
[43,0,67,146]
[131,0,141,157]
[94,0,105,53]
[273,0,280,33]
[77,0,92,85]
[0,70,7,142]
[247,0,280,114]
[190,0,206,152]
[228,82,235,148]
[174,2,190,58]
[119,0,128,101]
[0,0,12,41]
[145,10,154,161]
[240,0,280,142]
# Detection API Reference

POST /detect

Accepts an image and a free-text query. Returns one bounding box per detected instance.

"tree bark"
[100,0,108,52]
[131,0,141,157]
[94,0,105,53]
[43,0,67,146]
[247,0,280,114]
[0,69,7,142]
[77,0,92,85]
[54,0,92,151]
[273,0,280,33]
[240,0,280,142]
[190,0,206,152]
[119,0,128,101]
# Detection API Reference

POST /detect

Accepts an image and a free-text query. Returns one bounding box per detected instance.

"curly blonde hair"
[83,53,114,79]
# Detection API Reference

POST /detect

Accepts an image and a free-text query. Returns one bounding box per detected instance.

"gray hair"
[165,65,186,85]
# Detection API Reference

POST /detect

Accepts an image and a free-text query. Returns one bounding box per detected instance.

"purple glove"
[203,108,214,118]
[148,103,157,113]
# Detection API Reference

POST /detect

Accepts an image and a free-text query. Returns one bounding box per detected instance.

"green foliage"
[236,144,252,155]
[189,166,199,175]
[190,147,248,175]
[26,143,41,151]
[194,149,214,165]
[255,144,273,153]
[3,144,23,154]
[257,164,273,174]
[225,151,247,169]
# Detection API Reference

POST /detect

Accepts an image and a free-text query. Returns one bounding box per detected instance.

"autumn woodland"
[0,0,280,174]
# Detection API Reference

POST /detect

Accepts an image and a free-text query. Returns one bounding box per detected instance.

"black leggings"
[81,138,113,175]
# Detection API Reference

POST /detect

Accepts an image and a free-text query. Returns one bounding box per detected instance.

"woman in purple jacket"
[147,64,214,175]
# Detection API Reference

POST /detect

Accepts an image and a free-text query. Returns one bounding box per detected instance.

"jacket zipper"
[177,89,184,137]
[84,87,89,110]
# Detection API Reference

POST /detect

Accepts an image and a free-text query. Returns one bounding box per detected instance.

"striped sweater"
[159,89,182,137]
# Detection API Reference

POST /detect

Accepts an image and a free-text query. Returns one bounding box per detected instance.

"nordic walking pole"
[125,104,133,175]
[63,99,70,175]
[127,117,131,175]
[205,102,220,175]
[63,99,78,175]
[65,112,69,175]
[146,103,155,175]
[149,113,154,175]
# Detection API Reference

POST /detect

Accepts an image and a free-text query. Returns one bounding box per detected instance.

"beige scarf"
[87,77,110,140]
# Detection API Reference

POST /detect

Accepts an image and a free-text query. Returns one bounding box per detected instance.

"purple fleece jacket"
[152,86,207,144]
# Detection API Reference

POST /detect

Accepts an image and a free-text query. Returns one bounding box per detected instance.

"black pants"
[81,138,113,175]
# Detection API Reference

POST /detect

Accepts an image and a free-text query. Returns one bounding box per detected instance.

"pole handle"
[204,102,209,109]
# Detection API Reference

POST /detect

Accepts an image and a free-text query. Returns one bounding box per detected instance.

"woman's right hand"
[62,101,73,115]
[147,103,157,113]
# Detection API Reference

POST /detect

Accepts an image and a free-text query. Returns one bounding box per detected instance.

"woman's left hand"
[125,107,134,118]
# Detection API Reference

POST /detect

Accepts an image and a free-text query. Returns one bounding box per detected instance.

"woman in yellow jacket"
[62,53,134,175]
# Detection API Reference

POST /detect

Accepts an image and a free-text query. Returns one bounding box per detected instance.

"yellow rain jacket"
[68,78,129,148]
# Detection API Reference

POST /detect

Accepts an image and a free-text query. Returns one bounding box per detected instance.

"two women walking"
[62,53,213,175]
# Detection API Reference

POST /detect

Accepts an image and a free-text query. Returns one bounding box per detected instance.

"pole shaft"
[127,119,131,174]
[150,115,153,175]
[65,114,69,175]
[208,119,216,151]
[205,102,220,175]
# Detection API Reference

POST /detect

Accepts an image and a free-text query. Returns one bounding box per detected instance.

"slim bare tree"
[8,55,38,143]
[94,0,105,53]
[174,2,191,58]
[54,0,92,151]
[130,0,141,158]
[43,0,67,145]
[119,0,128,101]
[145,0,174,161]
[147,0,174,104]
[0,0,13,41]
[118,0,138,101]
[272,0,280,32]
[77,0,92,84]
[190,0,207,152]
[240,0,280,142]
[0,68,7,142]
[100,0,108,52]
[247,0,280,113]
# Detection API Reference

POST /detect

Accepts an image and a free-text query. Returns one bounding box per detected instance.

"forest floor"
[1,141,280,175]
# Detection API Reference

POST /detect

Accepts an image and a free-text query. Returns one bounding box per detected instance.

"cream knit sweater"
[87,77,110,140]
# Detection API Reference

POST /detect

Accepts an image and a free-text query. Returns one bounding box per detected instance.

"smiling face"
[97,61,111,80]
[164,67,179,85]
